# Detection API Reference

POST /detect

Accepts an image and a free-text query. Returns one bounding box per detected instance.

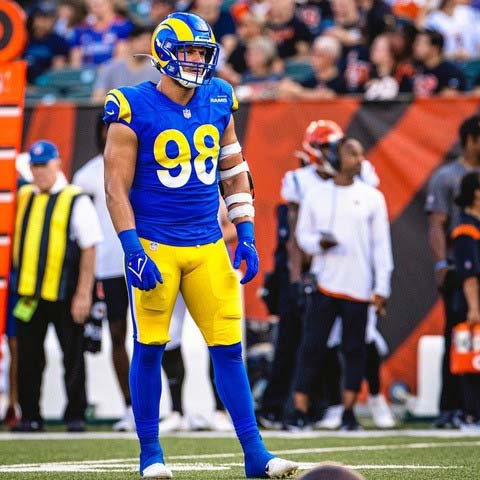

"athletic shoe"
[314,404,343,430]
[339,410,362,431]
[433,410,459,429]
[159,411,185,433]
[11,419,44,432]
[67,419,86,432]
[113,406,136,432]
[285,409,312,431]
[368,394,395,428]
[185,413,210,431]
[258,410,284,430]
[265,457,299,478]
[210,410,234,432]
[142,462,173,478]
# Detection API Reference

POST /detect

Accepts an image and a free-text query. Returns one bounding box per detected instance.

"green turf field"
[0,432,479,480]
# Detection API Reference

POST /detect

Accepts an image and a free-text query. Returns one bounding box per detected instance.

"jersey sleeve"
[103,88,133,127]
[281,170,301,204]
[452,223,480,281]
[214,78,239,113]
[425,167,450,214]
[230,84,239,112]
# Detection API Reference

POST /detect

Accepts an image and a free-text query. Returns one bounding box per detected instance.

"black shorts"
[101,276,128,322]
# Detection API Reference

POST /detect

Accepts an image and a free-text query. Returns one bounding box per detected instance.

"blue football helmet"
[150,12,219,88]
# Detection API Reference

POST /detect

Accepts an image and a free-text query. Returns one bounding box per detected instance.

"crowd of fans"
[21,0,480,101]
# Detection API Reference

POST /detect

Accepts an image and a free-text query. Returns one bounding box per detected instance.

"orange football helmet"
[301,120,344,174]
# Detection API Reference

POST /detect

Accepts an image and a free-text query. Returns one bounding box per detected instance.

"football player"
[103,12,298,479]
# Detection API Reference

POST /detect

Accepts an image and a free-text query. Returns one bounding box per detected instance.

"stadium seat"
[25,85,62,102]
[284,60,315,84]
[461,59,480,89]
[34,68,97,99]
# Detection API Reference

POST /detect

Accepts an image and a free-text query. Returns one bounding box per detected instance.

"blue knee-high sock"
[130,340,166,474]
[209,343,274,478]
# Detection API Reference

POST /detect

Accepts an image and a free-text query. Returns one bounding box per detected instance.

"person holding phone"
[288,137,394,430]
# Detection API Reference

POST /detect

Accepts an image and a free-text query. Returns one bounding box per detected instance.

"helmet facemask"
[156,38,219,89]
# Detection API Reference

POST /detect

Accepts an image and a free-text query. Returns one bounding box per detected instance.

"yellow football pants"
[128,238,242,346]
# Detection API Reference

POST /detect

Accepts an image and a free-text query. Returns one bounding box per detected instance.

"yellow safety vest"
[13,184,84,301]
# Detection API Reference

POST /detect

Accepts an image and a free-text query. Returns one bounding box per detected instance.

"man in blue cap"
[11,140,103,432]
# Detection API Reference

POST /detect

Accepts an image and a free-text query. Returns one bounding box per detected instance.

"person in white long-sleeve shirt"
[290,137,393,431]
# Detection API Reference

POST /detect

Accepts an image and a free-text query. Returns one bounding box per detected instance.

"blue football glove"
[119,230,163,291]
[233,221,259,285]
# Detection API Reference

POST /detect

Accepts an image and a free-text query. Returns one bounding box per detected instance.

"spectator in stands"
[325,0,364,50]
[357,0,396,46]
[242,35,282,84]
[276,35,347,99]
[188,0,237,56]
[326,0,370,93]
[265,0,313,60]
[24,2,70,84]
[424,0,480,61]
[295,0,334,37]
[235,35,283,101]
[149,0,176,26]
[224,9,265,84]
[425,115,480,429]
[11,141,102,432]
[412,29,467,96]
[92,25,159,101]
[288,137,393,431]
[55,0,87,42]
[70,0,133,67]
[363,32,414,99]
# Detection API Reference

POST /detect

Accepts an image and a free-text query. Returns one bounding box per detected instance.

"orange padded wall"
[0,2,27,335]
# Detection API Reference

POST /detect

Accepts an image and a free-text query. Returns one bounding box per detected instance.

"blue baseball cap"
[29,140,59,165]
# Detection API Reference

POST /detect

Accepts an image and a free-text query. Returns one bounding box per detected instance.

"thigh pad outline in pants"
[127,239,182,345]
[180,240,242,346]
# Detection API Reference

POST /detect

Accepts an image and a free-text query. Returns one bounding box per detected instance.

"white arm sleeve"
[371,192,393,298]
[295,194,322,255]
[70,195,104,249]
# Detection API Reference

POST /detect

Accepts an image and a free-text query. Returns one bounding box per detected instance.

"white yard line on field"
[1,429,480,441]
[0,460,464,474]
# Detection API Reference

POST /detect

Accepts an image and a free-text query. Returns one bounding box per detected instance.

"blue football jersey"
[104,78,239,247]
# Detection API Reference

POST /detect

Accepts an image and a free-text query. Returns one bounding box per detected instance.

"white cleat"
[210,410,234,432]
[314,404,343,430]
[113,406,136,432]
[159,411,185,433]
[141,462,173,478]
[368,394,396,429]
[266,457,299,478]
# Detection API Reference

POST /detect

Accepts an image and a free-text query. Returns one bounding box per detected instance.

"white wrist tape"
[224,193,253,207]
[227,204,255,221]
[219,161,249,181]
[219,141,242,161]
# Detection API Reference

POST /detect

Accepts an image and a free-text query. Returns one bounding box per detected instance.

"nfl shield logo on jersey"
[183,108,191,119]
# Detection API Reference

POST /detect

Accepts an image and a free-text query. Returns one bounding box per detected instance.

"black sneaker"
[66,419,86,432]
[433,410,455,429]
[340,409,362,431]
[257,410,283,430]
[285,410,312,431]
[11,420,44,432]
